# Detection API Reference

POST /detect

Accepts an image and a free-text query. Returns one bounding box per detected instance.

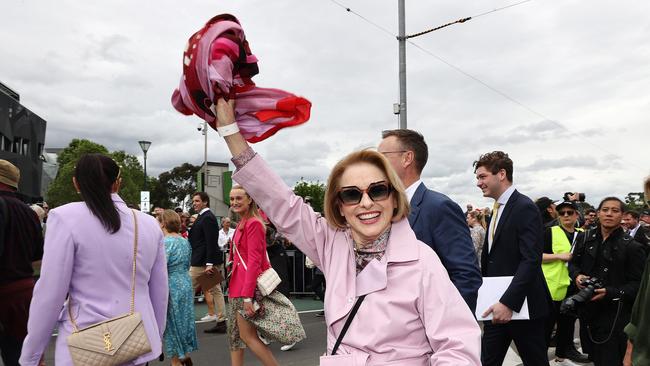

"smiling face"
[337,162,396,245]
[229,188,252,216]
[621,213,638,230]
[192,195,207,212]
[475,166,508,199]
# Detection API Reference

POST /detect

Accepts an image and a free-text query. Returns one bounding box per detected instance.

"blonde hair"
[157,209,181,233]
[468,210,487,230]
[324,149,409,229]
[230,185,266,230]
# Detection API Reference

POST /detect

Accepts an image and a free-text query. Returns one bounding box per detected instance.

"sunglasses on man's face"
[558,210,575,216]
[338,181,393,205]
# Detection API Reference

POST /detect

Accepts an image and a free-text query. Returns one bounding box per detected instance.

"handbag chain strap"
[68,209,139,332]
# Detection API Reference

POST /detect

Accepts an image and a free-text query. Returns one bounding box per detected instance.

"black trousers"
[544,301,578,357]
[0,333,21,366]
[482,318,549,366]
[311,273,326,302]
[580,303,630,366]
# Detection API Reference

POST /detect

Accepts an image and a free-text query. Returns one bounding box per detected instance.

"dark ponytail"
[74,154,121,233]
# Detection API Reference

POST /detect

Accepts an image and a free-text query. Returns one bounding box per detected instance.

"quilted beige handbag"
[66,210,152,366]
[233,231,281,296]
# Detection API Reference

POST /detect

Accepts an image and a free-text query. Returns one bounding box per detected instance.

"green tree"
[149,176,172,210]
[624,192,645,211]
[46,139,146,208]
[46,139,109,207]
[110,150,145,206]
[293,179,326,214]
[157,163,202,210]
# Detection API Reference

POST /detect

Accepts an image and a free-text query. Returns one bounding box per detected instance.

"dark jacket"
[188,209,222,266]
[569,227,645,304]
[409,182,482,312]
[481,189,551,319]
[0,191,43,285]
[632,225,650,256]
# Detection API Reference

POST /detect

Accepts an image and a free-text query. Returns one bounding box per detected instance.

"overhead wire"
[404,0,532,39]
[324,0,639,166]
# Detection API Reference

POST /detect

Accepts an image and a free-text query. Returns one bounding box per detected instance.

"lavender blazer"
[234,155,481,366]
[19,194,168,366]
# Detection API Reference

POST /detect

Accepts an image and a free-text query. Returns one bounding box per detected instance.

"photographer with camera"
[542,201,589,363]
[568,197,646,365]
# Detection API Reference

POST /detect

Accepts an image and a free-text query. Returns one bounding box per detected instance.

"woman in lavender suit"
[19,154,169,366]
[214,99,481,366]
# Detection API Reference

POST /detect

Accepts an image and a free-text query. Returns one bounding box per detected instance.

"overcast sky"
[2,0,649,209]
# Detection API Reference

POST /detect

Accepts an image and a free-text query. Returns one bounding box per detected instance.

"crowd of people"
[0,101,649,366]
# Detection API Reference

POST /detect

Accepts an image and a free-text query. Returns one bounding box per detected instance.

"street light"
[138,140,151,190]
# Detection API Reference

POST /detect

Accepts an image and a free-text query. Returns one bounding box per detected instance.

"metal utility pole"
[397,0,407,129]
[138,140,151,190]
[203,121,208,191]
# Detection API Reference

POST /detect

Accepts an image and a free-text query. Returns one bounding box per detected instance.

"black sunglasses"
[558,210,575,216]
[338,181,393,205]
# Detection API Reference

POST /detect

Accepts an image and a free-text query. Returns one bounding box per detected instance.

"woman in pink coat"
[215,99,481,365]
[19,154,168,366]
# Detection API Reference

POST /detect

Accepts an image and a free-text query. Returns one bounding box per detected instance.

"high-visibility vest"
[542,226,582,301]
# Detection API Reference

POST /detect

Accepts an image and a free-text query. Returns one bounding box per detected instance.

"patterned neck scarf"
[354,227,391,274]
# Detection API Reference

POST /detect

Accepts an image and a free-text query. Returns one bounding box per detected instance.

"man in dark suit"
[189,192,226,333]
[622,210,650,255]
[379,129,482,312]
[474,151,551,366]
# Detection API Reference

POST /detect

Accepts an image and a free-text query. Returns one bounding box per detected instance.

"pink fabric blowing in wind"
[171,14,311,143]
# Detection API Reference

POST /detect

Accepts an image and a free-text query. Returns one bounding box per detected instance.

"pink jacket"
[228,218,271,298]
[233,155,481,366]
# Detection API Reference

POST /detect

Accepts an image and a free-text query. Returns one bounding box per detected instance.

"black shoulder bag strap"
[331,294,366,355]
[0,197,8,258]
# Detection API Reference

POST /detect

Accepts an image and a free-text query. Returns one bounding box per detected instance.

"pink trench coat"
[233,155,481,366]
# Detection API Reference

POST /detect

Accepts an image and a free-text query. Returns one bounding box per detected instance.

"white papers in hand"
[476,276,530,321]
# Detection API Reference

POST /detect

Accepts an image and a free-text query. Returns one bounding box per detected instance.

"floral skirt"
[227,290,306,350]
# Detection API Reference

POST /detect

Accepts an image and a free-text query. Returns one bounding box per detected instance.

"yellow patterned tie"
[490,201,502,243]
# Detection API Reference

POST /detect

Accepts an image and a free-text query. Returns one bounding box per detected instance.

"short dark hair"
[473,151,514,182]
[381,129,428,174]
[597,196,624,211]
[193,192,210,207]
[585,208,596,215]
[624,210,640,220]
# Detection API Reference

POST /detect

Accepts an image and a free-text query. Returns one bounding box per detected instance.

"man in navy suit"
[379,129,482,312]
[474,151,551,366]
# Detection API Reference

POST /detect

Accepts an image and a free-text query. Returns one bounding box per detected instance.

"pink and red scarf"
[171,14,312,143]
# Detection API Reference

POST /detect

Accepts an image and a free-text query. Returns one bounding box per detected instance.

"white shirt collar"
[199,207,210,215]
[630,223,641,237]
[496,185,516,206]
[404,179,423,202]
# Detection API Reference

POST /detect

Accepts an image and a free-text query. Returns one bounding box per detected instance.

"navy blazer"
[188,209,222,266]
[409,182,482,312]
[481,189,551,319]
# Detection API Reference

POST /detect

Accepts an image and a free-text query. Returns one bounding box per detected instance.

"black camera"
[560,277,603,315]
[563,192,586,202]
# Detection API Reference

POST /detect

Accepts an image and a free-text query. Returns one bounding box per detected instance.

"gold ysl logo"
[103,332,114,352]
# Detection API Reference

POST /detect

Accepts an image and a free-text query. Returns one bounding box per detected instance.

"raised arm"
[214,98,334,271]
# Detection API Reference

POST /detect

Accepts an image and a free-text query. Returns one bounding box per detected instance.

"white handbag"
[232,236,281,296]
